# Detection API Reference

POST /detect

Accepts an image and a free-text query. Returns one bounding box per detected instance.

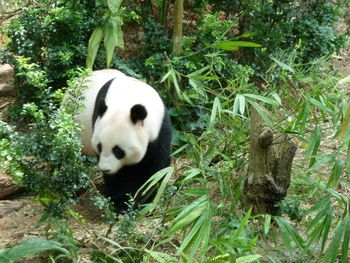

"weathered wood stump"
[242,107,297,215]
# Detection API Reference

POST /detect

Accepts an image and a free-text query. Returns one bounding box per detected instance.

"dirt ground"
[0,12,349,263]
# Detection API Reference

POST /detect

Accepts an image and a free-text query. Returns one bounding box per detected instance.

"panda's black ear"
[130,104,147,124]
[98,99,108,117]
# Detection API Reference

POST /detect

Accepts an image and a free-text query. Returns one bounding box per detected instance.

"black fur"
[92,78,115,128]
[130,104,147,124]
[103,110,172,212]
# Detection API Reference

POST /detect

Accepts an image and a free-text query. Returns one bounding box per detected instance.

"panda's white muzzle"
[98,154,122,174]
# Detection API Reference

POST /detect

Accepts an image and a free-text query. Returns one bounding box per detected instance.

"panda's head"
[91,103,149,174]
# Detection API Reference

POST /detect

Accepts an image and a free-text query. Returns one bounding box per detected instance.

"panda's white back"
[79,69,164,156]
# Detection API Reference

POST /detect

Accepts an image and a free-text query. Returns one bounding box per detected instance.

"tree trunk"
[172,0,183,54]
[242,107,297,215]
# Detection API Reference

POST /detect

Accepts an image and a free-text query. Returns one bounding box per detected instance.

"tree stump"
[242,107,297,215]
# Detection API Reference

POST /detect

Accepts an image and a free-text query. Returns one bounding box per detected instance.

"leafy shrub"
[0,66,92,217]
[208,0,349,65]
[4,1,98,101]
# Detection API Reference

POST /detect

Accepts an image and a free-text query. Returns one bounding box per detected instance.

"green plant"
[0,238,70,263]
[0,66,92,217]
[86,0,125,69]
[4,0,98,101]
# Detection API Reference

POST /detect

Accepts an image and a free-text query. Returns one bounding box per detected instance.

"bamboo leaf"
[275,217,305,250]
[309,98,333,114]
[186,66,210,78]
[236,255,262,263]
[233,208,252,239]
[323,219,346,263]
[0,238,68,263]
[170,70,181,96]
[160,69,172,83]
[243,93,280,106]
[213,40,262,51]
[341,215,350,263]
[233,94,246,116]
[136,167,174,215]
[146,167,174,213]
[271,92,282,106]
[326,160,342,188]
[305,126,321,169]
[336,75,350,86]
[264,214,272,236]
[177,197,211,258]
[168,195,208,234]
[248,100,274,128]
[86,26,103,69]
[107,0,123,13]
[209,97,221,130]
[104,18,124,67]
[182,168,202,182]
[321,213,332,253]
[270,57,295,73]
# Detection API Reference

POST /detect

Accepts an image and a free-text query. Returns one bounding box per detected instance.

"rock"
[0,83,15,96]
[0,64,15,96]
[0,64,14,80]
[0,173,23,200]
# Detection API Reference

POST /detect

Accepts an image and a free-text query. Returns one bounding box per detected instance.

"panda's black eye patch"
[97,143,102,154]
[113,146,125,159]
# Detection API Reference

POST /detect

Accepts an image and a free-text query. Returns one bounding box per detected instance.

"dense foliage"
[0,0,350,262]
[0,65,93,216]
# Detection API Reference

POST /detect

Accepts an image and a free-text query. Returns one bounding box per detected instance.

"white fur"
[78,69,165,174]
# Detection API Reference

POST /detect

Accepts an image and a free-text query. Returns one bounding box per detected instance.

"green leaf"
[233,208,252,239]
[107,0,123,13]
[275,217,305,250]
[271,92,282,106]
[264,214,272,236]
[209,97,221,130]
[236,255,262,263]
[341,214,350,263]
[336,75,350,86]
[243,93,280,106]
[136,167,174,215]
[104,17,124,68]
[177,196,211,258]
[270,57,295,73]
[305,126,321,169]
[185,66,210,78]
[294,101,310,133]
[86,26,103,69]
[170,69,181,96]
[0,238,68,263]
[326,160,342,188]
[144,249,178,263]
[182,188,208,196]
[323,218,347,263]
[309,98,333,114]
[213,40,262,51]
[168,195,208,234]
[233,94,246,116]
[248,101,274,128]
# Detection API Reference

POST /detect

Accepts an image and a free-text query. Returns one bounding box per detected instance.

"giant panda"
[78,69,172,211]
